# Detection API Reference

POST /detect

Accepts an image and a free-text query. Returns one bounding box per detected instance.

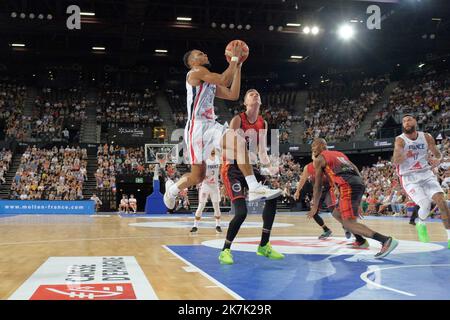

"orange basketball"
[225,40,249,64]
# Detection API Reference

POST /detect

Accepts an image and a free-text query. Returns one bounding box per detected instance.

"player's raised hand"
[231,41,243,60]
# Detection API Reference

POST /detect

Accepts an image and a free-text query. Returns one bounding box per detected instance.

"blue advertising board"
[0,200,95,215]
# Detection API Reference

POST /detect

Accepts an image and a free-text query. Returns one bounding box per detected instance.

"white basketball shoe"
[163,179,176,210]
[248,183,282,202]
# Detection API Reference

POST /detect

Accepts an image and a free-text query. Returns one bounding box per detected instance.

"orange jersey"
[306,162,334,192]
[239,112,265,146]
[320,150,359,187]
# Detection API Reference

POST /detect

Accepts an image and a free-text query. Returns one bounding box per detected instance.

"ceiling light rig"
[211,23,250,31]
[11,12,53,20]
[303,25,320,35]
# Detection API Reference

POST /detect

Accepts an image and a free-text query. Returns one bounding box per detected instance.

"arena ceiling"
[1,0,450,78]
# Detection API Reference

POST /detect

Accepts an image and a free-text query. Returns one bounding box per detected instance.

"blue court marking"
[168,243,450,300]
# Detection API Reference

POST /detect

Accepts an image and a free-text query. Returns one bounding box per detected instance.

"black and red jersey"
[319,150,359,186]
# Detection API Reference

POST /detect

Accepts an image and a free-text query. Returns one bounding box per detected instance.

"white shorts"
[199,183,220,203]
[400,170,444,204]
[184,120,226,164]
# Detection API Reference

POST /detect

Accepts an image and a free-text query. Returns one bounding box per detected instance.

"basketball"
[225,40,249,64]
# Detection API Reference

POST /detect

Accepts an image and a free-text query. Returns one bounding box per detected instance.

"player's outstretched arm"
[425,133,442,160]
[294,167,309,201]
[310,155,325,214]
[392,136,406,165]
[188,65,236,87]
[215,64,241,101]
[257,120,271,166]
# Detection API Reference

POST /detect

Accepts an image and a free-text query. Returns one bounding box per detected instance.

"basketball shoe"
[257,242,285,260]
[163,179,176,210]
[219,249,233,265]
[248,183,282,202]
[416,223,430,242]
[374,237,399,259]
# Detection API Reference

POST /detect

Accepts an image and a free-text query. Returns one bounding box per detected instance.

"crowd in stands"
[166,88,300,142]
[2,83,26,140]
[303,76,389,143]
[6,87,87,143]
[0,149,12,185]
[166,89,188,127]
[10,145,87,200]
[267,153,301,205]
[227,91,301,143]
[96,89,163,128]
[367,72,450,139]
[95,144,160,196]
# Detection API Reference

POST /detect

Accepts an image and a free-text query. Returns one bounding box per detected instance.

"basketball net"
[155,153,168,180]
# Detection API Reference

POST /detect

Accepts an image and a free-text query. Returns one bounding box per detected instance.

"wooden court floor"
[0,213,448,300]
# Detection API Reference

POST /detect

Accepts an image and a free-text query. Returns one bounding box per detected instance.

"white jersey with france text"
[204,156,220,185]
[186,71,217,122]
[396,131,431,176]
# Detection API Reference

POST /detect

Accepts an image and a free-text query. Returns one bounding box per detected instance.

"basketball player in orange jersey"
[294,159,336,239]
[163,42,281,210]
[218,89,284,265]
[309,138,398,258]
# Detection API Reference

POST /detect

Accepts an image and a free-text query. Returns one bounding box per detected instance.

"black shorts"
[221,164,266,203]
[336,174,365,220]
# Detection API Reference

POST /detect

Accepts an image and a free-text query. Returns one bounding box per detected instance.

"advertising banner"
[0,200,95,214]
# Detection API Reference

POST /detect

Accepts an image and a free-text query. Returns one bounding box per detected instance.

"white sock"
[194,219,199,228]
[215,217,221,227]
[446,229,450,240]
[169,184,180,197]
[245,175,259,190]
[416,219,426,225]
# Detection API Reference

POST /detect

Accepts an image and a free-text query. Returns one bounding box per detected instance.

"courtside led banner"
[0,200,95,214]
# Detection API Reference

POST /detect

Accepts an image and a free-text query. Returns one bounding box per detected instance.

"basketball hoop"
[155,153,168,179]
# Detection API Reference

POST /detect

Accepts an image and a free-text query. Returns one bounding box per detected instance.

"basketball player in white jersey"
[119,194,129,214]
[163,42,281,211]
[190,149,222,234]
[393,114,450,248]
[129,194,137,213]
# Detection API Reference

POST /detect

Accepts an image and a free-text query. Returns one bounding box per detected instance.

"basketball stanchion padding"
[145,155,168,214]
